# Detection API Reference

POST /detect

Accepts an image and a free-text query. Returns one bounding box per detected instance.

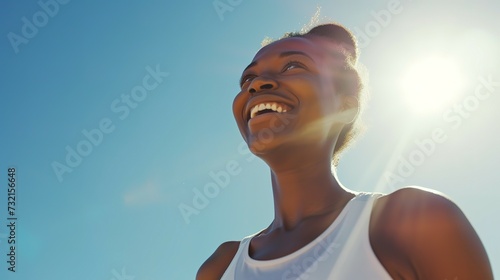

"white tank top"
[220,192,392,279]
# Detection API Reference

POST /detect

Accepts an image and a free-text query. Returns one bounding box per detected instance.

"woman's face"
[233,36,355,156]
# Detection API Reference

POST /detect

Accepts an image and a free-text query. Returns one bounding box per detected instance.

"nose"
[248,77,278,94]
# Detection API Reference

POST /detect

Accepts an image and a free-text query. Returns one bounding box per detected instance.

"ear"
[337,94,359,124]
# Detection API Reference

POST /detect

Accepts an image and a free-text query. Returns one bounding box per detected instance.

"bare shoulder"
[372,186,478,235]
[371,186,463,248]
[196,241,240,280]
[370,186,493,279]
[373,186,458,223]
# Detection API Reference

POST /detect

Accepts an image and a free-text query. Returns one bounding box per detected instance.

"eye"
[283,60,307,72]
[240,75,256,87]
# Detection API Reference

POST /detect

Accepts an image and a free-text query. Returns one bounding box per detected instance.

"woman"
[197,23,493,279]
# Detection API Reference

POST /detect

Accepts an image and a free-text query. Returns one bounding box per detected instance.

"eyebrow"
[242,51,314,73]
[279,51,314,61]
[243,61,257,73]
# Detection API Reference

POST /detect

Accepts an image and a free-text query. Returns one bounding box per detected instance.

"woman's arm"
[196,241,240,280]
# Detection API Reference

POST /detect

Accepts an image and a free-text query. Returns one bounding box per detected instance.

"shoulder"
[371,186,478,237]
[370,186,464,247]
[373,186,457,225]
[196,241,241,280]
[370,186,493,279]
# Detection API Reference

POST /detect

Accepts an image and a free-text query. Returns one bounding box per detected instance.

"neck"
[264,150,353,231]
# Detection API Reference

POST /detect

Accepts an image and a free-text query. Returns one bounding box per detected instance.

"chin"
[246,136,281,156]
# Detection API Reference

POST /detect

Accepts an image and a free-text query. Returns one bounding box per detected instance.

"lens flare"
[400,56,465,114]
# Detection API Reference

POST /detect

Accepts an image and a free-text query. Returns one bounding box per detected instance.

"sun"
[400,55,465,115]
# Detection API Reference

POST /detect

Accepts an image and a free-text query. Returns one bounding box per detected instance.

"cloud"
[123,181,165,206]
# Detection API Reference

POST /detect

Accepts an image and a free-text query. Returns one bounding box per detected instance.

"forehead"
[251,36,349,64]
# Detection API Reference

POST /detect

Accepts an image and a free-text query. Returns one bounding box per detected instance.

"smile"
[249,102,293,120]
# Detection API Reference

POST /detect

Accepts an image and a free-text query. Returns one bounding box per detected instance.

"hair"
[263,23,368,167]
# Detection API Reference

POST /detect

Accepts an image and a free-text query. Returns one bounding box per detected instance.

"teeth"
[249,102,291,119]
[250,106,258,119]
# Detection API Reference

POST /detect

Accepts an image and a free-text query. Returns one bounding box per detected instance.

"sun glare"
[400,56,465,115]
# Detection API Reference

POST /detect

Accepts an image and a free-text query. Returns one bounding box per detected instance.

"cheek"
[232,91,246,120]
[298,75,336,109]
[317,74,338,103]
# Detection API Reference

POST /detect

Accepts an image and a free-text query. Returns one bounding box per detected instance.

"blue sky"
[1,0,499,279]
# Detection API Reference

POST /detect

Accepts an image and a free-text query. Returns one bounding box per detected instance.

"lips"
[244,95,296,123]
[250,102,293,119]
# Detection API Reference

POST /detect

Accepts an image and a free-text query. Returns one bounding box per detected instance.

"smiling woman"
[196,23,494,280]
